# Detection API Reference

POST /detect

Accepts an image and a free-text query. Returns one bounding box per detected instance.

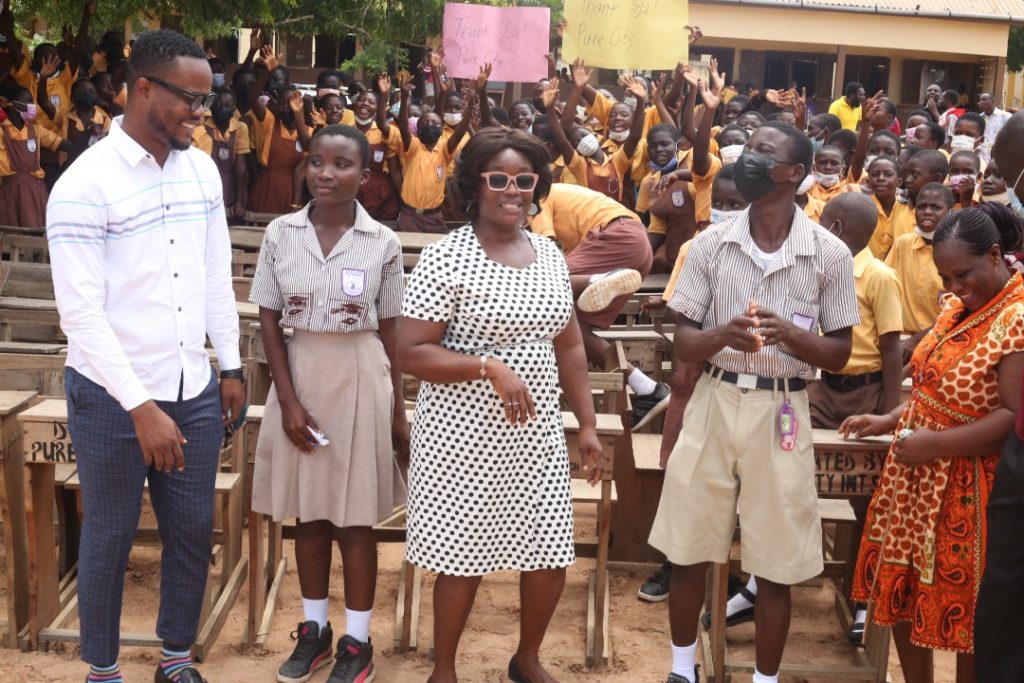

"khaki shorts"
[648,372,823,585]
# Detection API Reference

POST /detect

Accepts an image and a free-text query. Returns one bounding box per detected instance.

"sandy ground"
[1,513,960,683]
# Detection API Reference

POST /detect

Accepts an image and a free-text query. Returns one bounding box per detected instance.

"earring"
[528,202,539,216]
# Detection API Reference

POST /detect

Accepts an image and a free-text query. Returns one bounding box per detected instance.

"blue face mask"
[810,136,824,154]
[211,73,225,89]
[1009,167,1024,220]
[650,156,679,174]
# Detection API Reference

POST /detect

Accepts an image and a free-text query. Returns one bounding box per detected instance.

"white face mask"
[711,208,743,223]
[622,95,638,111]
[443,112,463,126]
[355,115,374,126]
[951,134,975,152]
[719,144,744,165]
[576,133,600,158]
[797,174,816,195]
[607,129,629,143]
[982,192,1009,205]
[815,172,841,188]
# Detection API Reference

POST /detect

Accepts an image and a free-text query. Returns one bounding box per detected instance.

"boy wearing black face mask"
[192,90,250,221]
[648,122,859,683]
[395,71,473,233]
[56,78,111,171]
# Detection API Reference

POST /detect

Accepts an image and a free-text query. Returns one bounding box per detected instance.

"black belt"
[822,370,883,391]
[703,363,806,392]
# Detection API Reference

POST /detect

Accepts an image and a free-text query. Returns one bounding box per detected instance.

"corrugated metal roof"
[702,0,1024,22]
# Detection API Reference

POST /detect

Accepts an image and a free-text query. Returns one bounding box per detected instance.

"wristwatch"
[220,368,246,383]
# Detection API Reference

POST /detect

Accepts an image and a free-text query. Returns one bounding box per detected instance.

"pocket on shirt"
[780,296,821,355]
[282,292,312,328]
[327,298,369,332]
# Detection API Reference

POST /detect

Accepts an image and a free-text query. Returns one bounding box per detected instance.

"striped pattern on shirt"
[668,206,860,380]
[249,201,404,333]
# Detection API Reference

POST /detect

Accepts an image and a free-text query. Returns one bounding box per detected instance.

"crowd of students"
[9,12,1024,683]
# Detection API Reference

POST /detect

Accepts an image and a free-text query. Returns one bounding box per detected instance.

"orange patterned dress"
[852,272,1024,653]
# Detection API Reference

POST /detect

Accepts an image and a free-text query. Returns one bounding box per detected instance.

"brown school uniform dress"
[0,120,60,228]
[356,125,401,221]
[249,202,407,526]
[249,116,304,215]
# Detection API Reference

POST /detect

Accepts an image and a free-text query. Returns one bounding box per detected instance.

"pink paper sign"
[442,3,550,83]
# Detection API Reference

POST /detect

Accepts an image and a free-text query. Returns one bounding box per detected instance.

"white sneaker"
[578,269,642,313]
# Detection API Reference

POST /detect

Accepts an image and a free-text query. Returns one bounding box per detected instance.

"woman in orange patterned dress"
[840,207,1024,682]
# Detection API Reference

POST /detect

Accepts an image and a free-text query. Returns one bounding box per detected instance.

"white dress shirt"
[47,117,240,411]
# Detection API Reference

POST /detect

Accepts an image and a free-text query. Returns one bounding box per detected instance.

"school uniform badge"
[26,139,37,153]
[218,147,230,160]
[671,190,685,207]
[373,150,385,163]
[342,268,366,296]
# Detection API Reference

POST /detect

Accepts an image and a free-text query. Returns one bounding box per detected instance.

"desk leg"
[24,463,59,649]
[0,426,29,647]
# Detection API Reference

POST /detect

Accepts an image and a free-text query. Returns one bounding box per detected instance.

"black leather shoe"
[154,664,208,683]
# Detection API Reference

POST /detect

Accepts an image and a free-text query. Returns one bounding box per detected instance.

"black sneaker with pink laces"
[326,634,375,683]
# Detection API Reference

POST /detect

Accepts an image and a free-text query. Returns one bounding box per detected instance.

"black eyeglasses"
[480,172,539,192]
[145,75,216,112]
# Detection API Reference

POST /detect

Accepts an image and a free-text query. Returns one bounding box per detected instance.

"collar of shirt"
[722,205,818,268]
[852,247,873,278]
[286,201,383,261]
[108,115,153,167]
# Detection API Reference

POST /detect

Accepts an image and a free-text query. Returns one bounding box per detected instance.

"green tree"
[1009,26,1024,73]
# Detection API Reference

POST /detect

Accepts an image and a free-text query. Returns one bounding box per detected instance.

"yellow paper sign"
[562,0,688,70]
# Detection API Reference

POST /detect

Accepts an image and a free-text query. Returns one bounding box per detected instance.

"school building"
[683,0,1023,113]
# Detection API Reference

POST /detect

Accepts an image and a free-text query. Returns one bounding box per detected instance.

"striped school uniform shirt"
[46,116,241,411]
[668,206,859,380]
[250,202,403,332]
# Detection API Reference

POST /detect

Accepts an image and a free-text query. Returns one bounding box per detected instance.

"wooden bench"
[0,342,67,395]
[0,232,49,263]
[594,329,671,379]
[17,399,247,660]
[0,391,40,648]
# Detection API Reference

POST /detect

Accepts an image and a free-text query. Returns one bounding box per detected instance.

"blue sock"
[87,663,123,683]
[160,646,193,681]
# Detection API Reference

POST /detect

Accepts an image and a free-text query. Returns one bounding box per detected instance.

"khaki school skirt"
[251,329,407,527]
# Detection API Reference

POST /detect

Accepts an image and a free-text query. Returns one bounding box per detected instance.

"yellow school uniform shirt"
[885,232,942,333]
[589,92,661,138]
[530,183,639,252]
[867,197,915,260]
[440,125,469,172]
[246,110,299,166]
[0,120,62,178]
[636,154,722,234]
[399,137,455,210]
[808,180,847,204]
[11,56,75,134]
[842,248,904,375]
[57,107,112,165]
[828,97,862,131]
[566,147,633,203]
[803,195,827,224]
[191,116,251,156]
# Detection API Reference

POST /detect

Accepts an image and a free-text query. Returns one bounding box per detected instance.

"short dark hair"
[920,121,945,145]
[950,150,981,170]
[491,107,511,127]
[828,129,858,153]
[918,182,955,208]
[647,123,680,141]
[907,107,937,123]
[934,206,1022,256]
[738,110,766,124]
[207,57,225,71]
[509,100,535,114]
[869,129,901,151]
[957,112,986,134]
[941,89,959,104]
[844,81,864,97]
[309,124,370,169]
[0,83,31,102]
[867,155,900,175]
[716,124,749,144]
[913,150,950,178]
[715,163,737,184]
[764,121,813,178]
[815,113,843,136]
[127,30,205,87]
[880,99,898,117]
[452,128,553,220]
[317,69,347,88]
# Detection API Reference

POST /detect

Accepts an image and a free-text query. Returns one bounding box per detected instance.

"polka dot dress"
[402,225,576,576]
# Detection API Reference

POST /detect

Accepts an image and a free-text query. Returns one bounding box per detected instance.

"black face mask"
[212,107,234,127]
[73,92,98,109]
[419,124,443,145]
[734,150,782,203]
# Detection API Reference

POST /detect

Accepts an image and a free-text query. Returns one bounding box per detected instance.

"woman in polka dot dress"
[399,127,604,683]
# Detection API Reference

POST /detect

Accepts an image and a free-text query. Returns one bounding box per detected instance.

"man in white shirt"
[977,92,1011,164]
[46,30,244,683]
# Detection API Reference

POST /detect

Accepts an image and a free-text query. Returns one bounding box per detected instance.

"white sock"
[670,639,697,679]
[302,597,329,630]
[752,669,779,683]
[588,271,609,284]
[853,607,868,624]
[628,368,658,395]
[725,575,757,618]
[345,607,372,643]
